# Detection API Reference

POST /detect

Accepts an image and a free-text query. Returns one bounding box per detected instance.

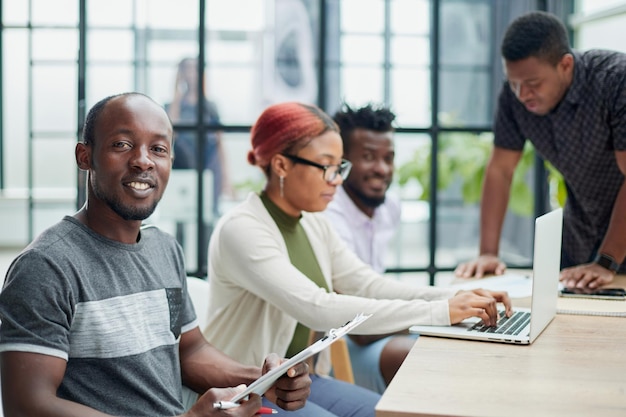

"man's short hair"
[501,11,571,65]
[333,103,396,154]
[82,92,157,146]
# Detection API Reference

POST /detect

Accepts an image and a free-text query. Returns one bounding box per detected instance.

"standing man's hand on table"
[455,254,507,279]
[560,262,616,289]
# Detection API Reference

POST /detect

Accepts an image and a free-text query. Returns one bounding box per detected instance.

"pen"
[213,401,240,409]
[257,407,278,415]
[213,401,277,414]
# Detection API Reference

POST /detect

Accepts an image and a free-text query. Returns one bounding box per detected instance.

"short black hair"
[501,11,571,65]
[82,92,154,145]
[332,103,396,154]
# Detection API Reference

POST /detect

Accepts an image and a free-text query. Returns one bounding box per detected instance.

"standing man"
[455,11,626,289]
[0,92,310,417]
[324,103,417,393]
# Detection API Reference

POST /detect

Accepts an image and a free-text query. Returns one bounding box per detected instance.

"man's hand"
[262,353,311,411]
[448,289,513,326]
[560,262,616,289]
[188,385,262,417]
[455,254,507,279]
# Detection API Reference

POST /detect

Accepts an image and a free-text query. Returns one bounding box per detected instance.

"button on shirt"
[495,50,626,271]
[323,185,401,274]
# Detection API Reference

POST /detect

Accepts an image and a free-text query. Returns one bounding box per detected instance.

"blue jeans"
[262,374,380,417]
[346,333,419,394]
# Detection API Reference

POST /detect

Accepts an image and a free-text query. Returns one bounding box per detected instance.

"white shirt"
[323,186,401,274]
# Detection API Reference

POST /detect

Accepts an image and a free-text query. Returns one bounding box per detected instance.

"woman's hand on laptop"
[448,289,513,326]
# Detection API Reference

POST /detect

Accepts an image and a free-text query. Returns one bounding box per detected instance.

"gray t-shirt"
[0,216,197,416]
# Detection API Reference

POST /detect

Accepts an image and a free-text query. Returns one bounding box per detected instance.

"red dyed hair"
[247,102,339,175]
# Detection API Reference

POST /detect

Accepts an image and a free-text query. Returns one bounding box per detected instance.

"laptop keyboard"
[468,310,531,336]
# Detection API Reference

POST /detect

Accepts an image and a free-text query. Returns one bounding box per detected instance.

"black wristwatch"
[594,253,619,273]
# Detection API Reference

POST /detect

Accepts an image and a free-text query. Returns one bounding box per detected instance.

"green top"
[260,192,329,357]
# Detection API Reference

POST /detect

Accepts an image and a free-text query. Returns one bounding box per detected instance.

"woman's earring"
[279,176,285,198]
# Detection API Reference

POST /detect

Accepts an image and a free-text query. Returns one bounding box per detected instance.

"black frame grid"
[1,0,574,280]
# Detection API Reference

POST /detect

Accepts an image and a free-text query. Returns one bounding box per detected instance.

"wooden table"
[375,275,626,417]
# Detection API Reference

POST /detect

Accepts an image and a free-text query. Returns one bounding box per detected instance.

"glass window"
[147,168,215,272]
[137,0,200,30]
[33,29,78,61]
[341,67,384,105]
[439,69,490,126]
[32,65,77,132]
[31,0,78,26]
[2,0,29,25]
[210,66,261,124]
[391,36,429,66]
[87,30,134,61]
[87,0,135,27]
[439,0,490,66]
[207,0,266,31]
[2,29,30,190]
[387,132,431,270]
[429,132,535,268]
[340,0,384,34]
[32,137,77,190]
[438,0,492,127]
[341,35,384,65]
[390,68,430,126]
[390,0,430,35]
[86,65,134,107]
[209,39,256,64]
[221,132,263,195]
[1,0,520,280]
[148,39,198,63]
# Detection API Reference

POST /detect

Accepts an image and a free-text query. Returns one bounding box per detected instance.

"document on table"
[451,273,533,298]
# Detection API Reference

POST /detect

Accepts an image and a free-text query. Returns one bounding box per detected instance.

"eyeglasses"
[282,154,352,183]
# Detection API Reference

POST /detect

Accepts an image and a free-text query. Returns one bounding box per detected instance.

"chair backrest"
[186,276,210,329]
[308,330,354,384]
[330,338,354,384]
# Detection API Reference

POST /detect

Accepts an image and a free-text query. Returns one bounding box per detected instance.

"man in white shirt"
[324,104,417,393]
[327,181,400,275]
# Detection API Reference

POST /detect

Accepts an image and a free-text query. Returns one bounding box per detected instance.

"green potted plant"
[396,132,566,214]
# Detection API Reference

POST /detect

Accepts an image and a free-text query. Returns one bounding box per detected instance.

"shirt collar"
[335,185,377,225]
[562,50,585,106]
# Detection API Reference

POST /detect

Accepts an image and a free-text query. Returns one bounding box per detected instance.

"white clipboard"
[229,312,372,403]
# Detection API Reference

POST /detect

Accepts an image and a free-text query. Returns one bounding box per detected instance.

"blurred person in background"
[165,57,233,215]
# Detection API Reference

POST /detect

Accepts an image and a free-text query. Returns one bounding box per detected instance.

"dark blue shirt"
[494,50,626,271]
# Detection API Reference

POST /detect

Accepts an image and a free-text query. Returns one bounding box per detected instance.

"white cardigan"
[203,193,457,375]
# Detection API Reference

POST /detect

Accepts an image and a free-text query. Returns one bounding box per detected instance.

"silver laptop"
[410,208,563,345]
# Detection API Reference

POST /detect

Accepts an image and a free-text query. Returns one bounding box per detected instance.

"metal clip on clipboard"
[325,312,371,341]
[229,312,372,404]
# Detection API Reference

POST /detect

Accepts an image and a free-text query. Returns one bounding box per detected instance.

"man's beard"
[345,182,387,209]
[92,180,158,221]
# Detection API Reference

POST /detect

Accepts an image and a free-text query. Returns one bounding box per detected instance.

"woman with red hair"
[202,102,512,416]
